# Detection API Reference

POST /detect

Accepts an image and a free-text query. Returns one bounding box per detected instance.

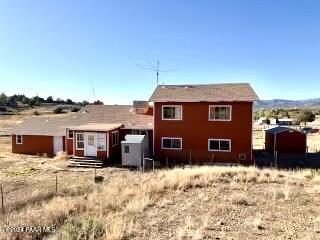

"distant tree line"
[255,108,317,125]
[0,93,95,109]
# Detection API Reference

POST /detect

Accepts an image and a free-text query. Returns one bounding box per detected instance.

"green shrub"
[71,107,80,112]
[54,107,63,114]
[33,110,40,116]
[59,217,104,240]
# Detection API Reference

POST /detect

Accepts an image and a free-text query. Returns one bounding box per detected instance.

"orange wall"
[154,102,253,164]
[12,135,54,155]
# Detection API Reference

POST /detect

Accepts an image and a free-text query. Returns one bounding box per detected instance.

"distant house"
[264,126,307,156]
[11,83,259,166]
[257,117,268,125]
[270,118,294,126]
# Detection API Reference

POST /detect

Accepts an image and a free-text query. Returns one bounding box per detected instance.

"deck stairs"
[68,156,104,168]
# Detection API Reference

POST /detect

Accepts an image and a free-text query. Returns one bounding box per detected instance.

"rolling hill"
[254,98,320,110]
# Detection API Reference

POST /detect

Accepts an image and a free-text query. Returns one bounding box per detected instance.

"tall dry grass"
[0,166,319,240]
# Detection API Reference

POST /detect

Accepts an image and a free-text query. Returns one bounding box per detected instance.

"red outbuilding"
[264,126,307,156]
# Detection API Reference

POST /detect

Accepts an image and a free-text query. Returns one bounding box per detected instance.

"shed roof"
[122,134,145,143]
[69,123,122,131]
[149,83,259,102]
[265,126,302,134]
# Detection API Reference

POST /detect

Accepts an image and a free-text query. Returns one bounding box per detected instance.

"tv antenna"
[133,58,177,86]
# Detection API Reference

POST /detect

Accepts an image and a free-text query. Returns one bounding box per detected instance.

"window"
[16,135,23,144]
[124,145,130,153]
[97,133,106,151]
[87,135,95,146]
[208,139,231,152]
[209,105,231,121]
[68,130,74,139]
[161,137,182,150]
[162,105,182,120]
[112,131,119,146]
[76,133,84,149]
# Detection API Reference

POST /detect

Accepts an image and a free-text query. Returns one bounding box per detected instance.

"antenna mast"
[132,57,177,86]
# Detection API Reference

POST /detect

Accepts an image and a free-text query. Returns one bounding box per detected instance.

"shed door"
[53,136,63,155]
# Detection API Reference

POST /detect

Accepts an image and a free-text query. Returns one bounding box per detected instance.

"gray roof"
[11,115,77,136]
[265,126,301,134]
[149,83,259,102]
[11,105,154,136]
[73,105,153,130]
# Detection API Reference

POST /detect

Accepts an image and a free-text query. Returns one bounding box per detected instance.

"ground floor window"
[112,131,119,146]
[76,133,84,149]
[161,137,182,150]
[208,139,231,152]
[97,133,106,150]
[16,135,23,144]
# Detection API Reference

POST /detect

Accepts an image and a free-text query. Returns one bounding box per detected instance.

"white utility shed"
[121,135,149,169]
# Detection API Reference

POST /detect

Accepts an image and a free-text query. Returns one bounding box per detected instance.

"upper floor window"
[16,135,23,144]
[209,105,231,121]
[112,131,119,146]
[208,139,231,152]
[162,105,182,120]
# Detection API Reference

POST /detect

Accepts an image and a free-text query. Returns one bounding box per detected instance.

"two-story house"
[149,83,259,165]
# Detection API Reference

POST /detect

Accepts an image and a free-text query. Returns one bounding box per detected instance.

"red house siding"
[154,102,253,165]
[12,135,54,155]
[70,128,122,161]
[265,130,306,155]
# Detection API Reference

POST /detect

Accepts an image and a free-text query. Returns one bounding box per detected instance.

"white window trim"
[67,129,74,139]
[112,131,119,147]
[162,105,183,121]
[76,133,85,150]
[97,133,106,151]
[208,138,232,152]
[16,135,23,144]
[208,105,232,121]
[161,137,183,150]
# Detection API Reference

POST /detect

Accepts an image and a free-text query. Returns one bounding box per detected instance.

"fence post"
[189,149,192,165]
[55,174,58,195]
[1,184,4,214]
[142,153,145,172]
[153,159,155,172]
[166,156,168,168]
[275,151,278,169]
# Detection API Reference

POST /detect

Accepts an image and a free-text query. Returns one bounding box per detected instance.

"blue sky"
[1,0,320,104]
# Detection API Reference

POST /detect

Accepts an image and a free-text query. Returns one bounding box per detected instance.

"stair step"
[71,156,97,160]
[67,163,103,168]
[69,161,103,165]
[69,159,104,163]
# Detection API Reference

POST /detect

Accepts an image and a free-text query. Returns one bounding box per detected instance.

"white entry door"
[86,133,97,157]
[53,136,63,155]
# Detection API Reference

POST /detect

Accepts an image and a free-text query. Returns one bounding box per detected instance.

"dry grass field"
[0,138,319,239]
